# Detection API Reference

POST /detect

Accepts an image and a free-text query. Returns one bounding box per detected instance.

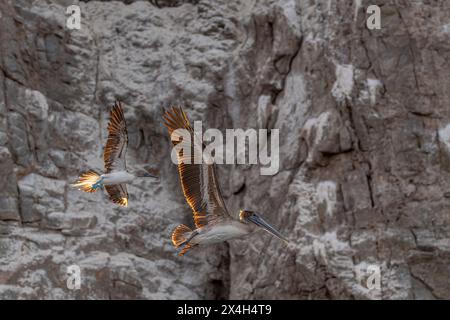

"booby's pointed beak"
[248,214,289,244]
[140,166,159,179]
[143,172,158,178]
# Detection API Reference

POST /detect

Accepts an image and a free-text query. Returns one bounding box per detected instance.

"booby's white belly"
[101,171,134,185]
[192,223,250,245]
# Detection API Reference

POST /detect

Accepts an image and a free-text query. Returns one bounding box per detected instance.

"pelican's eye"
[239,210,253,222]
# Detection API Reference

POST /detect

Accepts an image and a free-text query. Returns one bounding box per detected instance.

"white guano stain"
[331,64,354,102]
[316,181,337,216]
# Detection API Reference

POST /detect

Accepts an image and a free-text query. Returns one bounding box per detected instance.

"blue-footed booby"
[72,101,155,207]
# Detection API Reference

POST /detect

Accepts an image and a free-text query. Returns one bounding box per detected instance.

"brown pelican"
[163,107,289,255]
[71,101,155,207]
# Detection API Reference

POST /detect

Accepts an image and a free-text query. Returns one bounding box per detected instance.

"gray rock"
[0,147,20,221]
[18,174,65,223]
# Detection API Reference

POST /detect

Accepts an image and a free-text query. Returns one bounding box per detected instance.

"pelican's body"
[72,101,155,207]
[163,107,289,255]
[188,220,252,245]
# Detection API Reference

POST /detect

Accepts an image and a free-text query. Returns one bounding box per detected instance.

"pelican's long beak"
[248,214,290,244]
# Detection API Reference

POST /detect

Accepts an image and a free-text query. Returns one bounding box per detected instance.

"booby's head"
[239,210,289,243]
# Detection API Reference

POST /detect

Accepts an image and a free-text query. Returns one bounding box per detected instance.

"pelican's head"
[239,210,289,243]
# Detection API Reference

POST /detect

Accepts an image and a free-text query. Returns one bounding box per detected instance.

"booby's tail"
[71,170,102,193]
[171,224,195,256]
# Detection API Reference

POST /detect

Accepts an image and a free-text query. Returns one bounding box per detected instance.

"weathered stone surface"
[0,147,19,221]
[18,174,66,223]
[1,0,450,300]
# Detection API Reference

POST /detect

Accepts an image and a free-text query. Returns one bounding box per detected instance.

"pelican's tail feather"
[71,170,101,193]
[171,224,192,247]
[179,244,193,256]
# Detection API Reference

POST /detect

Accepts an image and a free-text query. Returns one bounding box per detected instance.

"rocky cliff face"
[1,0,450,299]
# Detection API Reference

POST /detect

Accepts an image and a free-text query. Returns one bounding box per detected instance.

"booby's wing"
[163,107,231,228]
[105,184,128,207]
[104,101,128,173]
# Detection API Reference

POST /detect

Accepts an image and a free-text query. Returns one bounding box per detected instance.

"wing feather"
[105,184,128,207]
[163,106,230,228]
[104,101,128,173]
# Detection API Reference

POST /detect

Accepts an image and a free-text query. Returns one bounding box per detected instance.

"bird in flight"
[163,107,289,255]
[71,101,155,207]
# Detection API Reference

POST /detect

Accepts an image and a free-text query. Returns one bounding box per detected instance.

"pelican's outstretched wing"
[163,107,231,228]
[104,101,128,173]
[105,184,128,207]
